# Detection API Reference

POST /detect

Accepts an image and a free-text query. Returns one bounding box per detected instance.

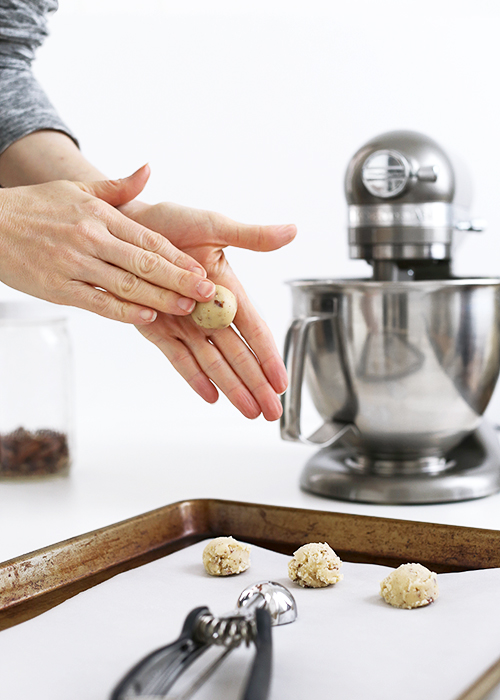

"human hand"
[0,166,218,324]
[121,200,297,420]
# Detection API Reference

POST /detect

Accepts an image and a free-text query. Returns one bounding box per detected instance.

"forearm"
[0,0,85,185]
[0,129,105,186]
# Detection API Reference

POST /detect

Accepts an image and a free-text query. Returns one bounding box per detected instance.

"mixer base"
[300,421,500,504]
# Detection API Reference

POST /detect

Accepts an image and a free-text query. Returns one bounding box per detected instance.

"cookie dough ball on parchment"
[191,284,237,330]
[380,563,439,609]
[288,542,343,588]
[202,536,251,576]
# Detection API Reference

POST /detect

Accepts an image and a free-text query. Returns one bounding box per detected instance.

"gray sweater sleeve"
[0,0,77,155]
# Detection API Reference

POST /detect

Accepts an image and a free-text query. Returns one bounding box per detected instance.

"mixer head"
[344,130,484,280]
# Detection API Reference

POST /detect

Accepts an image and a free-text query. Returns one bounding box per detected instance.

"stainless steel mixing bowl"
[281,278,500,468]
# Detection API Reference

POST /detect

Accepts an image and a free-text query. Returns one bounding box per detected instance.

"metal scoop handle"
[172,607,273,700]
[242,607,272,700]
[111,606,272,700]
[110,606,210,699]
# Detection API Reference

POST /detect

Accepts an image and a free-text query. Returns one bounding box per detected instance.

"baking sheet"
[1,539,500,700]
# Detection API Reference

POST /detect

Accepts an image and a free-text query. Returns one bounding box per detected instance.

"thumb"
[75,164,151,207]
[218,217,297,252]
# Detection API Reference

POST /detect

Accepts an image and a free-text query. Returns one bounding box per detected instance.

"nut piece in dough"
[380,563,439,609]
[191,284,237,330]
[288,542,343,588]
[202,536,250,576]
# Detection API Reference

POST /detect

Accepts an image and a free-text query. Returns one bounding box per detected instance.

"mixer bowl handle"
[280,316,358,447]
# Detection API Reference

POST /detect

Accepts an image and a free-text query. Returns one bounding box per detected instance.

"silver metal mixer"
[281,130,500,504]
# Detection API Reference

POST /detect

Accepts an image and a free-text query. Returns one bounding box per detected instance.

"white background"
[1,0,500,476]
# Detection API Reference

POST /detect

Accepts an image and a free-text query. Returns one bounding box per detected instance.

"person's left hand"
[119,199,296,421]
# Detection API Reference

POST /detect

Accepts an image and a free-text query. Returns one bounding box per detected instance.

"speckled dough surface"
[202,536,251,576]
[191,285,237,330]
[380,563,439,609]
[288,542,343,588]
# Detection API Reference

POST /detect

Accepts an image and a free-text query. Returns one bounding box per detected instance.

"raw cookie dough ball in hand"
[288,542,343,588]
[191,284,237,330]
[202,536,251,576]
[380,563,439,609]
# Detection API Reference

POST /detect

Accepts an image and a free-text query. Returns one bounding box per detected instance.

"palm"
[124,199,295,421]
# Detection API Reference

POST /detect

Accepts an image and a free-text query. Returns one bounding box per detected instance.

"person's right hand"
[0,165,216,324]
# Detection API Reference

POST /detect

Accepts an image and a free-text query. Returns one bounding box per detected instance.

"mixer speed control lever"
[416,165,439,182]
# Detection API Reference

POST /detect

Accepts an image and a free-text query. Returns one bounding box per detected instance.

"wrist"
[0,130,105,186]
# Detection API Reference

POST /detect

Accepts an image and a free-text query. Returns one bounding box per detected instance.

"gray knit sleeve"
[0,0,77,155]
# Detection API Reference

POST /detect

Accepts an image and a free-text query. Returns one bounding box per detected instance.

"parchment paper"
[1,540,499,700]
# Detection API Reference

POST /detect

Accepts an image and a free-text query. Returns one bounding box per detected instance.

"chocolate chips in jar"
[0,302,73,479]
[0,427,70,477]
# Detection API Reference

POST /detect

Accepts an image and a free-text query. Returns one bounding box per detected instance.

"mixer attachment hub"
[344,453,453,476]
[300,423,500,505]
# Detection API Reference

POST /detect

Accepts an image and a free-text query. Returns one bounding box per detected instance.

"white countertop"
[4,404,500,565]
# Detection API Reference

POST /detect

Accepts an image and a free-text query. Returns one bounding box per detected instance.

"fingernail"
[178,297,196,312]
[190,265,206,277]
[139,309,157,322]
[277,224,297,237]
[197,279,216,298]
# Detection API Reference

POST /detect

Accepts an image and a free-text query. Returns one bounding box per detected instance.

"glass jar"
[0,302,73,478]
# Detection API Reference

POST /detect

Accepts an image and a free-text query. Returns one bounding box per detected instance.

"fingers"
[75,258,200,316]
[75,164,151,208]
[202,266,289,396]
[75,167,221,312]
[93,234,216,314]
[66,195,218,315]
[58,281,159,325]
[203,211,297,252]
[210,326,284,420]
[230,290,289,396]
[136,320,222,404]
[137,315,283,421]
[99,206,225,310]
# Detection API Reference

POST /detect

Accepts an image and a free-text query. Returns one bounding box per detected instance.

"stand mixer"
[281,130,500,504]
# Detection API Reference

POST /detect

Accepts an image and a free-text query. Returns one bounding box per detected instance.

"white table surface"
[4,409,500,564]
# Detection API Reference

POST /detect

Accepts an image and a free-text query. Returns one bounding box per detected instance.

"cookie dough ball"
[288,542,343,588]
[192,284,237,330]
[202,536,250,576]
[380,563,439,609]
